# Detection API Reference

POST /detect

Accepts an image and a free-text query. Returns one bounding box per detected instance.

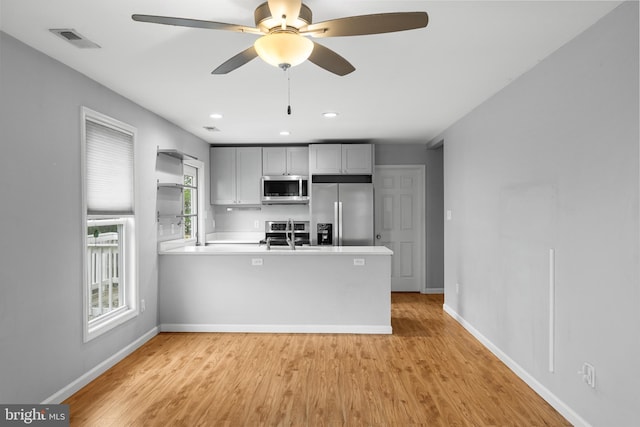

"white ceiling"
[0,1,621,145]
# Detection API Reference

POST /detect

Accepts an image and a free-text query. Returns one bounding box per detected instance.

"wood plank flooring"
[65,294,570,426]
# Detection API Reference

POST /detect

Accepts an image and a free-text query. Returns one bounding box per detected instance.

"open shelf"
[157,182,197,190]
[157,212,197,222]
[157,148,197,161]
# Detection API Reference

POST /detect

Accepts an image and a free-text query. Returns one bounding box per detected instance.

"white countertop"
[205,231,264,244]
[160,243,393,256]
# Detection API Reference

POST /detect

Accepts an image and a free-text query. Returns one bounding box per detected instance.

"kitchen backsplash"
[212,204,310,232]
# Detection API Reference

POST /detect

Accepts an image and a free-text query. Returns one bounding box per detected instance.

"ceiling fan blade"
[303,12,428,37]
[267,0,302,27]
[307,42,355,76]
[212,46,258,74]
[132,14,262,34]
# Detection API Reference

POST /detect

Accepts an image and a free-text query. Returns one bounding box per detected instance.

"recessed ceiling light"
[322,112,338,118]
[280,131,290,136]
[209,113,223,119]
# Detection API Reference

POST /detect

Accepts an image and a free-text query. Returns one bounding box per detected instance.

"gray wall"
[376,143,444,292]
[0,32,210,403]
[375,143,428,165]
[437,2,639,425]
[426,146,444,291]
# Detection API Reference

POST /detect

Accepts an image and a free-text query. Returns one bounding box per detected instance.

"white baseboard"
[160,323,392,334]
[41,327,159,404]
[423,287,444,294]
[442,304,591,427]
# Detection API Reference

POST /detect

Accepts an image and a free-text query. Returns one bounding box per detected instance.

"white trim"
[374,165,427,293]
[183,157,206,245]
[442,304,591,427]
[41,327,158,404]
[423,287,444,294]
[160,323,392,334]
[81,107,139,343]
[549,248,556,373]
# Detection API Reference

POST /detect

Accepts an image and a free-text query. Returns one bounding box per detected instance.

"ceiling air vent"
[49,29,101,49]
[203,126,221,132]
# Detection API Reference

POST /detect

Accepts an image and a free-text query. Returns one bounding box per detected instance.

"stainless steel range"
[261,220,310,247]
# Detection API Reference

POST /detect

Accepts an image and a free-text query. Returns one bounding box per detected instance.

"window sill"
[84,306,139,342]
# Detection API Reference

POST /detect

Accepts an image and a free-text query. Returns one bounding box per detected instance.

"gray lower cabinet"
[210,147,262,205]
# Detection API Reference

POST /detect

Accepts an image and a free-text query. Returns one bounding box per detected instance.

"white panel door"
[375,166,425,292]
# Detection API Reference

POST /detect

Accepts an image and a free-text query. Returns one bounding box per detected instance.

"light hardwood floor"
[65,294,569,426]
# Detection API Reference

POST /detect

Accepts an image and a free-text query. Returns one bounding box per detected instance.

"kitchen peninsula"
[158,244,393,334]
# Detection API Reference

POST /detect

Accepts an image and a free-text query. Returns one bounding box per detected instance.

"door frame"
[375,165,426,293]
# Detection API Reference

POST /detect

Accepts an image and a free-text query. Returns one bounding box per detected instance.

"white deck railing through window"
[87,232,121,320]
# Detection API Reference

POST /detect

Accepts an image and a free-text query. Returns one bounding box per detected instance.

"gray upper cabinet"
[309,143,372,174]
[262,146,309,176]
[210,147,262,205]
[235,148,262,204]
[341,144,373,174]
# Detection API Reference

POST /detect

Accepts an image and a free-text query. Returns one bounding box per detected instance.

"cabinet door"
[342,144,372,174]
[210,147,236,205]
[309,144,342,174]
[262,147,287,175]
[287,147,309,176]
[236,147,262,204]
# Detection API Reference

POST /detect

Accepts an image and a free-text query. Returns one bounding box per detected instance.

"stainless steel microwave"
[261,176,309,204]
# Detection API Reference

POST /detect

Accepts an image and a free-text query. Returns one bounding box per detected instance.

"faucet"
[286,218,296,250]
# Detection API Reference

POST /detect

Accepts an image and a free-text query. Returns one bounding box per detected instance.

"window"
[87,221,123,321]
[182,158,205,245]
[183,164,197,241]
[82,107,138,342]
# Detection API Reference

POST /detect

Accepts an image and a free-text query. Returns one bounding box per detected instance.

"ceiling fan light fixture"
[254,32,313,68]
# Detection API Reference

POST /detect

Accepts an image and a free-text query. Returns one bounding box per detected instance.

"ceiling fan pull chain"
[286,67,292,115]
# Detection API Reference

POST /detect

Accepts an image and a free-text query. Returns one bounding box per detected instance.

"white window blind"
[86,119,134,215]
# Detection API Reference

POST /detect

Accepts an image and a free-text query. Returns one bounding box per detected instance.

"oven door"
[261,176,309,204]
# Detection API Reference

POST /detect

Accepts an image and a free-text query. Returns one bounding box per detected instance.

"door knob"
[376,234,382,239]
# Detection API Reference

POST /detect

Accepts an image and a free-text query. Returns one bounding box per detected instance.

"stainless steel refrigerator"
[311,177,374,246]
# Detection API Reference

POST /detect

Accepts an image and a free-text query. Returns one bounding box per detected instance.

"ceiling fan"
[132,0,428,76]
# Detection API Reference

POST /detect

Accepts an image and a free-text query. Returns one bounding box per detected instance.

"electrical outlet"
[254,220,260,229]
[353,258,365,266]
[579,362,596,388]
[252,258,263,266]
[446,210,452,221]
[141,299,146,313]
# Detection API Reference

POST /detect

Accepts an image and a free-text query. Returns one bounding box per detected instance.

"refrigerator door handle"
[333,202,339,246]
[338,201,343,246]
